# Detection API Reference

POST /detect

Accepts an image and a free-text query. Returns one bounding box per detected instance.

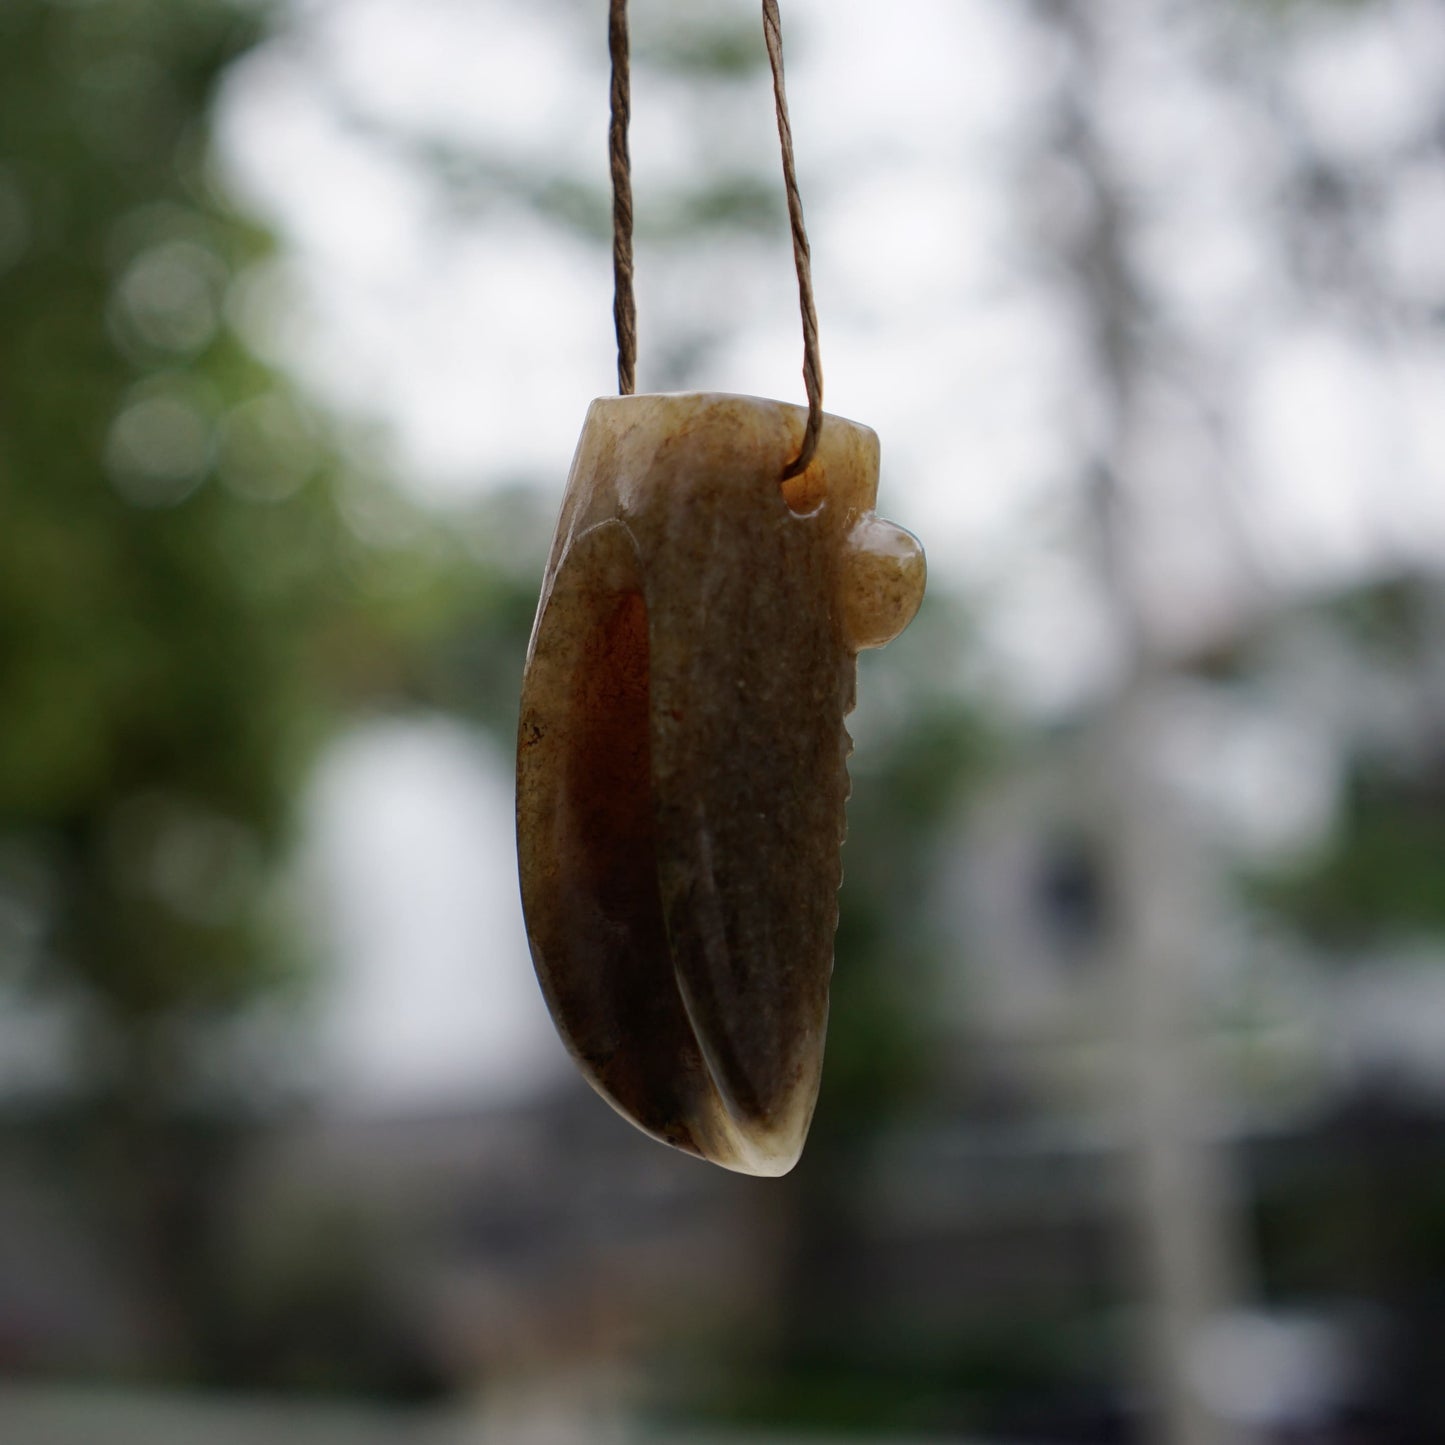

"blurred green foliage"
[0,0,368,1077]
[0,0,546,1379]
[633,10,767,80]
[1253,767,1445,946]
[393,137,784,248]
[694,1317,1104,1440]
[0,0,542,1070]
[1248,580,1445,949]
[825,616,994,1132]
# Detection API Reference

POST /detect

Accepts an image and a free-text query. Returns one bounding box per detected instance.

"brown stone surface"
[516,393,924,1175]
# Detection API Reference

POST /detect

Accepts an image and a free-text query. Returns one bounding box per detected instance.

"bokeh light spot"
[104,383,213,507]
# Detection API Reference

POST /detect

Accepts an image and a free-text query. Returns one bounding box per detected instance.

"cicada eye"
[840,514,927,653]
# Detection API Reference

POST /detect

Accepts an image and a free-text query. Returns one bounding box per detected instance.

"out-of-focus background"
[2,0,1444,1441]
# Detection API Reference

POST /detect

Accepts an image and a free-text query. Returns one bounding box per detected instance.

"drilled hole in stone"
[781,460,826,516]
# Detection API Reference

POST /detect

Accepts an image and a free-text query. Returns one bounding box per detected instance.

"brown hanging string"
[607,0,824,477]
[762,0,823,478]
[609,0,636,396]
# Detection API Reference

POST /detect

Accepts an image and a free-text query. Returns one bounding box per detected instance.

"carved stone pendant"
[516,393,924,1175]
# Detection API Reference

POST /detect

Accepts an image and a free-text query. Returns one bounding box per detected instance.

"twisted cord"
[608,0,823,477]
[763,0,823,478]
[609,0,636,395]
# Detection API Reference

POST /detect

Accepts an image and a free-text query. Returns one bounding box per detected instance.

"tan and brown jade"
[516,392,925,1176]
